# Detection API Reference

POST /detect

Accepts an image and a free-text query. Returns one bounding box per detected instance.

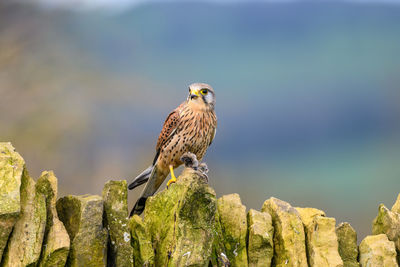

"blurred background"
[1,0,400,241]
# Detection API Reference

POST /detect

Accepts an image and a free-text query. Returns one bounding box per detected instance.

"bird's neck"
[187,100,214,113]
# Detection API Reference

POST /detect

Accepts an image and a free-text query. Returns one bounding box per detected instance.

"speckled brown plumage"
[129,83,217,216]
[156,101,217,182]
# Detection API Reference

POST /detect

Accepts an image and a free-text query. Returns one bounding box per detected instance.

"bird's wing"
[152,103,184,165]
[209,128,217,146]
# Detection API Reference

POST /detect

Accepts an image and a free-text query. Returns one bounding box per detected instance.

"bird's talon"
[167,165,177,188]
[166,177,177,188]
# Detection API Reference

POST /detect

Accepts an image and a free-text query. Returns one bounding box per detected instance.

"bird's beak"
[190,90,200,100]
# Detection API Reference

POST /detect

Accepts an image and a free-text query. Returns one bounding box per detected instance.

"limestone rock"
[143,167,217,266]
[217,193,248,267]
[129,215,154,266]
[57,195,108,267]
[359,234,398,267]
[0,142,24,258]
[211,208,230,267]
[392,193,400,214]
[306,216,343,267]
[37,171,70,267]
[261,197,307,267]
[296,207,342,267]
[295,207,326,227]
[246,209,274,267]
[336,222,359,267]
[2,169,46,267]
[372,204,400,260]
[102,180,133,267]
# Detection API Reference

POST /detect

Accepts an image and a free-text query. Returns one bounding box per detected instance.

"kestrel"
[129,83,217,216]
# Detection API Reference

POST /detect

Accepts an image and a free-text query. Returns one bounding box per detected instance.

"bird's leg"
[166,165,177,188]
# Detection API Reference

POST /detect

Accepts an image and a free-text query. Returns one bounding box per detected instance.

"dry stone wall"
[1,142,400,267]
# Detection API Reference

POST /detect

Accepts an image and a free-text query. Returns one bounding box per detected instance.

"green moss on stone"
[129,215,154,266]
[102,180,133,267]
[217,193,248,267]
[142,168,217,266]
[247,209,274,267]
[262,197,308,267]
[2,169,46,267]
[37,171,70,267]
[57,195,107,267]
[336,222,359,267]
[0,142,24,259]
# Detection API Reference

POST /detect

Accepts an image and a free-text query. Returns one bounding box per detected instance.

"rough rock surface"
[0,142,24,258]
[143,167,217,266]
[246,209,274,267]
[359,234,398,267]
[392,193,400,214]
[372,204,400,261]
[102,180,133,267]
[306,216,343,267]
[2,169,46,267]
[217,193,248,267]
[261,197,308,267]
[296,207,342,267]
[336,222,359,267]
[295,207,326,227]
[37,171,70,267]
[129,215,154,266]
[56,195,108,267]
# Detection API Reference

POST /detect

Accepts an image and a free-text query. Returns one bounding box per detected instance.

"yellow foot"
[166,165,177,188]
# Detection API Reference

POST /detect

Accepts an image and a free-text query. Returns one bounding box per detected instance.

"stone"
[296,207,342,267]
[306,216,343,267]
[102,180,133,267]
[372,204,400,261]
[336,222,359,267]
[295,207,326,227]
[1,169,46,267]
[217,193,248,267]
[56,195,108,267]
[143,167,217,266]
[211,208,230,267]
[129,215,154,266]
[392,193,400,214]
[37,171,70,267]
[359,234,398,267]
[261,197,307,267]
[246,209,274,267]
[0,142,24,258]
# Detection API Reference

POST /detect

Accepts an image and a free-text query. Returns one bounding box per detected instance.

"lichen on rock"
[306,216,343,267]
[217,193,248,267]
[392,193,400,214]
[336,222,359,267]
[372,204,400,262]
[56,194,108,267]
[142,167,217,266]
[102,180,133,267]
[359,234,398,267]
[261,197,307,267]
[296,207,342,267]
[36,171,70,267]
[0,142,24,259]
[129,215,154,266]
[1,169,46,267]
[246,209,274,267]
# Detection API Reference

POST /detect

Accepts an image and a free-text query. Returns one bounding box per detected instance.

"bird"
[128,83,217,216]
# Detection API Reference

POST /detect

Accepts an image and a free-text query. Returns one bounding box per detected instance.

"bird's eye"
[200,89,208,95]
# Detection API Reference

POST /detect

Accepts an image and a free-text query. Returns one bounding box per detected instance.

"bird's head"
[187,83,215,110]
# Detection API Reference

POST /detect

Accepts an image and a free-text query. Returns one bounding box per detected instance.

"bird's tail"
[128,165,153,190]
[129,166,165,216]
